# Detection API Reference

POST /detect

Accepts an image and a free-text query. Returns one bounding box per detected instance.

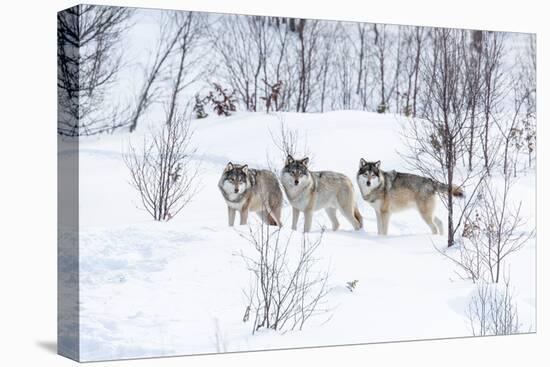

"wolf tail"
[267,214,278,226]
[435,182,465,198]
[354,205,363,229]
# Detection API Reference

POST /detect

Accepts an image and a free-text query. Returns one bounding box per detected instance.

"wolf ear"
[285,155,294,165]
[375,161,381,169]
[241,164,249,174]
[248,168,257,185]
[225,162,234,171]
[301,157,310,167]
[359,158,367,168]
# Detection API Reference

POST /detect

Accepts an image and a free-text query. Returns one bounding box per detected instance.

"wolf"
[356,158,464,235]
[218,162,283,227]
[280,155,363,233]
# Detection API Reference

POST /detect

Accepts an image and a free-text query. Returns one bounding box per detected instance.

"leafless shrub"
[271,115,310,159]
[123,113,199,221]
[239,224,330,334]
[467,275,521,336]
[261,79,284,113]
[438,170,533,283]
[467,178,533,283]
[205,83,237,116]
[267,114,312,173]
[212,318,228,353]
[438,236,484,284]
[346,280,359,292]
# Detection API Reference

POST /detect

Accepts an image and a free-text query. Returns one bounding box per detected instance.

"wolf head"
[357,158,382,191]
[281,155,310,187]
[220,162,253,197]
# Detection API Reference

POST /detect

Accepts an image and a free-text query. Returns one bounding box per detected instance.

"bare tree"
[335,27,355,110]
[401,27,424,116]
[372,24,395,113]
[463,30,484,171]
[402,29,482,247]
[392,27,404,114]
[479,32,507,173]
[355,24,369,103]
[410,27,425,117]
[129,11,204,132]
[239,224,330,333]
[165,12,207,124]
[210,15,274,112]
[124,112,199,221]
[57,5,133,136]
[517,35,537,169]
[318,24,337,112]
[271,20,294,111]
[495,77,530,178]
[295,19,324,112]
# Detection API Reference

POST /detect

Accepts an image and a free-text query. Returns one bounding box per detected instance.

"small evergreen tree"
[523,112,536,168]
[377,102,388,113]
[193,94,208,119]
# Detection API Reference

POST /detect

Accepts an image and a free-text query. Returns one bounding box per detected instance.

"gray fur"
[356,158,463,235]
[281,155,363,233]
[218,162,283,226]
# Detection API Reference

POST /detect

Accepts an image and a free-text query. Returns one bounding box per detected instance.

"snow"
[58,110,536,361]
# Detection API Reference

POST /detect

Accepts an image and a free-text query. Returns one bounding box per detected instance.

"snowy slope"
[59,111,536,361]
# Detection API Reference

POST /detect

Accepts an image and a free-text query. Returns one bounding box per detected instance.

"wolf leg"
[380,210,391,235]
[353,206,363,229]
[291,207,300,230]
[271,204,283,227]
[240,208,249,225]
[228,207,236,226]
[258,210,275,226]
[270,205,283,227]
[419,211,438,234]
[434,216,444,234]
[303,209,313,233]
[264,208,281,227]
[418,199,438,234]
[325,208,339,231]
[339,204,361,230]
[375,211,382,234]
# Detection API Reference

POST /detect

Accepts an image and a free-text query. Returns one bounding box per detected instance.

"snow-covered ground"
[59,111,535,361]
